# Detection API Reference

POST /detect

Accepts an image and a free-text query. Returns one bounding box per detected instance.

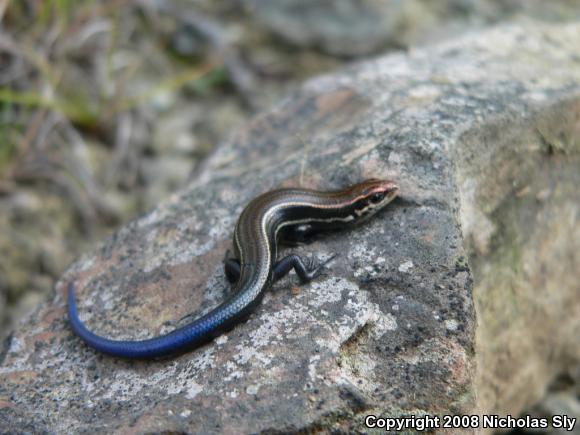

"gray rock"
[244,0,403,56]
[243,0,580,56]
[1,22,579,433]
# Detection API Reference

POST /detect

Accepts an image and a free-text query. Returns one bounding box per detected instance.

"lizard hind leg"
[223,249,241,284]
[272,253,338,284]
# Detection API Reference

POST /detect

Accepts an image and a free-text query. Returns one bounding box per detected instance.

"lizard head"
[347,178,399,222]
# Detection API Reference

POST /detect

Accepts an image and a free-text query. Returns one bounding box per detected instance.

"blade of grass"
[0,88,98,126]
[112,59,221,113]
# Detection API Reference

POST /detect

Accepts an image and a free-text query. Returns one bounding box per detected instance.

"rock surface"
[1,23,579,433]
[243,0,403,56]
[243,0,580,56]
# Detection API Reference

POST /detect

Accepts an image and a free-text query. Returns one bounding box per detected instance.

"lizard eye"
[370,192,385,204]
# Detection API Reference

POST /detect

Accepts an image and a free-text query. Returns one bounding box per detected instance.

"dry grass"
[0,0,240,331]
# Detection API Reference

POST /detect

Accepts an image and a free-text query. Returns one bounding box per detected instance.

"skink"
[68,179,399,359]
